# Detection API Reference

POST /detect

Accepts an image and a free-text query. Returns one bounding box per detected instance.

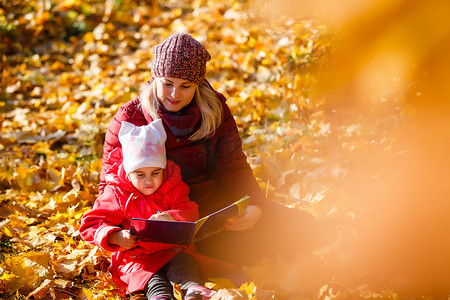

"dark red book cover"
[129,196,249,245]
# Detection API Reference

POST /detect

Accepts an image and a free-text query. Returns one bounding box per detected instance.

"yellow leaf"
[239,281,257,296]
[83,32,94,43]
[22,71,46,86]
[0,272,18,289]
[205,277,236,290]
[2,254,39,291]
[172,8,182,17]
[49,60,65,71]
[55,260,78,274]
[248,37,257,48]
[3,226,13,237]
[23,252,52,278]
[27,279,52,299]
[53,278,74,289]
[64,249,89,261]
[32,141,53,154]
[16,164,27,182]
[47,166,65,187]
[22,228,57,248]
[81,288,94,300]
[74,207,90,220]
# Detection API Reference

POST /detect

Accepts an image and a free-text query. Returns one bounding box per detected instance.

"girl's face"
[155,77,197,112]
[128,167,164,196]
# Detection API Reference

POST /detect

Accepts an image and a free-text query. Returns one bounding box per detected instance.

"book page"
[192,196,249,243]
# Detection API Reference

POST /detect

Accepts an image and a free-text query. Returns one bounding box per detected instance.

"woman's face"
[155,77,197,112]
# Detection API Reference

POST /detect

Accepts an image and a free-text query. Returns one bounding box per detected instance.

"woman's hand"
[226,205,263,231]
[107,229,137,250]
[150,212,176,221]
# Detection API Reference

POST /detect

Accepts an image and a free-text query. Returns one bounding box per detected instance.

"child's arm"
[80,187,133,252]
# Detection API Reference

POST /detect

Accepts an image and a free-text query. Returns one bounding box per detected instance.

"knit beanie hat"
[151,32,211,85]
[118,119,167,174]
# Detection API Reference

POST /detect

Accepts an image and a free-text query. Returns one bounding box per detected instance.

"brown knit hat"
[151,33,211,85]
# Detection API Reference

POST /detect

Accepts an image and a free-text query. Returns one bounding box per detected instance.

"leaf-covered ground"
[1,0,450,299]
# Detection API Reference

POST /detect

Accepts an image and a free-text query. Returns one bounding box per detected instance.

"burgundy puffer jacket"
[100,87,266,217]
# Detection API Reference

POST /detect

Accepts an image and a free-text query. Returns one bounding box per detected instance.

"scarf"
[157,101,201,137]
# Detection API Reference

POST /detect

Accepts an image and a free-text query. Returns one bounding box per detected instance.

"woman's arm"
[214,100,268,209]
[212,100,267,230]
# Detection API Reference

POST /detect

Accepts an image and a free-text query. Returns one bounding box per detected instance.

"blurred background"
[1,0,449,298]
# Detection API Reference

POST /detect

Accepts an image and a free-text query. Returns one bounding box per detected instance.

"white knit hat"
[118,119,167,174]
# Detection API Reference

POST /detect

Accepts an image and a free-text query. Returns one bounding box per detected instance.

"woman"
[100,32,329,267]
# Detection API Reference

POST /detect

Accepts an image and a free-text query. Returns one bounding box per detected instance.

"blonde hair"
[140,80,223,141]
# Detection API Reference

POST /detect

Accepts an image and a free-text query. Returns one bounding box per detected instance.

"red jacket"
[101,87,267,217]
[81,153,225,294]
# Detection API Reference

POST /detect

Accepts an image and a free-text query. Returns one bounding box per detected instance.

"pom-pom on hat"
[118,119,167,174]
[151,32,211,85]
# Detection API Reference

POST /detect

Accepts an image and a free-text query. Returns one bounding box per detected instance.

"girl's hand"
[226,205,263,231]
[150,212,176,221]
[107,229,137,250]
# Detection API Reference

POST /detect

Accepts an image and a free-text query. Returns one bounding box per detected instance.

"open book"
[129,196,250,246]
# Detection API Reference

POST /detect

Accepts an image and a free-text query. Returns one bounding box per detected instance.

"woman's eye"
[163,82,172,86]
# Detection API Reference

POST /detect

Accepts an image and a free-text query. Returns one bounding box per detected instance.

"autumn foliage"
[1,0,450,299]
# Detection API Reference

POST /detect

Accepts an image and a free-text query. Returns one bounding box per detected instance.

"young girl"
[80,119,218,300]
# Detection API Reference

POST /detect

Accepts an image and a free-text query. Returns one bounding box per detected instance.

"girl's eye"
[181,85,192,89]
[163,82,172,86]
[152,171,160,176]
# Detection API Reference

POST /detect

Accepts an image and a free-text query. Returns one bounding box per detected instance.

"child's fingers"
[123,230,137,239]
[150,213,175,221]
